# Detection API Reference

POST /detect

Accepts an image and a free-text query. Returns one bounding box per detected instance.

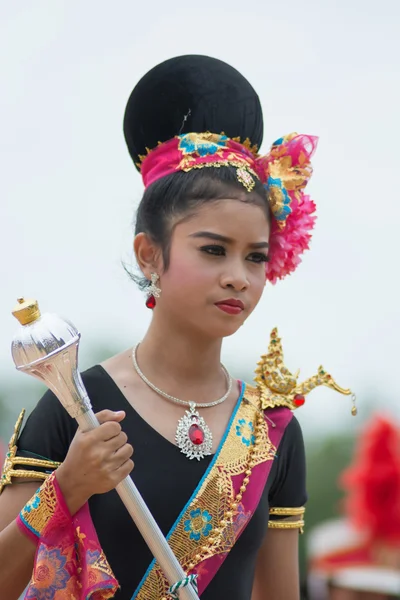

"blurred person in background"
[0,55,353,600]
[307,416,400,600]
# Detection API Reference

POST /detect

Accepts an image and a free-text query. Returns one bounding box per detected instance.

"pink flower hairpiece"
[140,132,318,283]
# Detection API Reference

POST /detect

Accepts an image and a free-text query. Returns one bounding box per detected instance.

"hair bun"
[123,54,264,169]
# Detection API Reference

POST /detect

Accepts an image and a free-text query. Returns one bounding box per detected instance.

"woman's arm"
[0,482,43,599]
[252,527,300,600]
[0,409,134,600]
[252,415,306,600]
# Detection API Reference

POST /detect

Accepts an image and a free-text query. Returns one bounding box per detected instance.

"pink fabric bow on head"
[139,132,319,284]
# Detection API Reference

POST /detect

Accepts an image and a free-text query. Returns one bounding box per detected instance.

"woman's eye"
[248,252,269,263]
[200,246,269,263]
[200,245,226,256]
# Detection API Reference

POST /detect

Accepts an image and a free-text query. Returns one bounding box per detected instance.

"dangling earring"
[146,272,161,309]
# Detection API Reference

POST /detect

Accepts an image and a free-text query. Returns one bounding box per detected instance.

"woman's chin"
[221,326,241,338]
[203,318,244,339]
[167,306,245,339]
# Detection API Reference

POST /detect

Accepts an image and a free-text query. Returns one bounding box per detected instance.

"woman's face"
[155,198,270,339]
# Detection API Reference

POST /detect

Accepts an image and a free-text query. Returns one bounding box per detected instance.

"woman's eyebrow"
[189,231,269,248]
[189,231,232,243]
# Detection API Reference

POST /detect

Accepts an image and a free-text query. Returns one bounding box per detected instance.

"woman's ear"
[134,233,163,279]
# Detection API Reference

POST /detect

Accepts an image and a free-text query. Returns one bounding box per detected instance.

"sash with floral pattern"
[132,383,293,599]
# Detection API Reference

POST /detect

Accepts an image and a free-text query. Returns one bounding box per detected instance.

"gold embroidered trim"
[0,410,61,495]
[179,157,259,179]
[19,472,59,537]
[186,403,268,571]
[268,519,305,533]
[269,506,305,516]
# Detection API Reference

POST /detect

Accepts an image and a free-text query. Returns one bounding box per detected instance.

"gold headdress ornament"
[254,328,357,415]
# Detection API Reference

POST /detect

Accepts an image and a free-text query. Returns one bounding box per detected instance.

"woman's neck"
[135,314,227,402]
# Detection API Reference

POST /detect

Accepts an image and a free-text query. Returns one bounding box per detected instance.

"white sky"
[1,0,399,437]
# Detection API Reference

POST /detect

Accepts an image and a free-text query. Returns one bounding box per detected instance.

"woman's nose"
[220,262,249,291]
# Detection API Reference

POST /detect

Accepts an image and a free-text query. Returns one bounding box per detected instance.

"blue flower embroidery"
[26,547,69,600]
[24,492,41,514]
[265,177,292,222]
[178,133,228,157]
[236,419,256,447]
[184,508,213,542]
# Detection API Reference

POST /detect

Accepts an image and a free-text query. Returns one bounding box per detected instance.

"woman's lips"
[215,299,244,315]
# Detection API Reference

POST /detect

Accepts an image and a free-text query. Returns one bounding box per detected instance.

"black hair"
[130,167,270,290]
[123,55,266,289]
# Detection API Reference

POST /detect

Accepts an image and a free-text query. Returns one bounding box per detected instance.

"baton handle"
[77,409,200,600]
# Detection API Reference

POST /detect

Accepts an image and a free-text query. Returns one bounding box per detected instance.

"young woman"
[0,55,351,600]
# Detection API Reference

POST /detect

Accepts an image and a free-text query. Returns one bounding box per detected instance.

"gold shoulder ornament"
[0,409,61,495]
[257,328,356,533]
[254,328,357,415]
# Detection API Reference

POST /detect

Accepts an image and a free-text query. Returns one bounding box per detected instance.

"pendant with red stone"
[175,402,213,460]
[189,423,204,445]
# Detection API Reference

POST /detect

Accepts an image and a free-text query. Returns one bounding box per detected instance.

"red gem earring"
[145,273,161,309]
[146,295,156,309]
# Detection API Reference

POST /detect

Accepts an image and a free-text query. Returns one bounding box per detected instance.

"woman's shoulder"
[19,363,119,432]
[80,363,111,391]
[13,363,122,462]
[37,364,110,410]
[82,361,133,414]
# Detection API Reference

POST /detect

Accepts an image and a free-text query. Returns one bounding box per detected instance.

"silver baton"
[11,298,200,600]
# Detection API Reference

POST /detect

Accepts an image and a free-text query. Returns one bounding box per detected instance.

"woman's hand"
[56,409,134,515]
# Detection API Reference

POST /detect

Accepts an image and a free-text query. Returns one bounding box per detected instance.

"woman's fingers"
[110,442,134,468]
[61,408,134,509]
[105,431,129,452]
[113,458,135,481]
[95,410,126,425]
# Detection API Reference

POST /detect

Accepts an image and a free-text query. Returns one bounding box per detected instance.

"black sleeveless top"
[17,366,307,599]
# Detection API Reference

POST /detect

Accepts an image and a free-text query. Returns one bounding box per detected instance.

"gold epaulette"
[253,328,357,415]
[268,506,305,533]
[0,409,61,495]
